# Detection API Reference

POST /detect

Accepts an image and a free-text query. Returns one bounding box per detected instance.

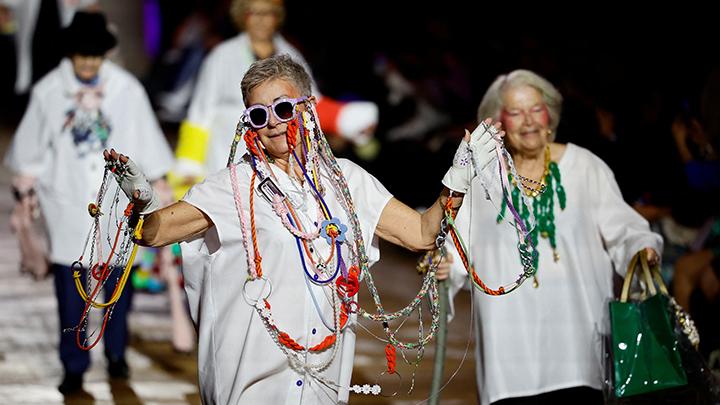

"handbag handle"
[620,250,666,302]
[638,252,658,297]
[639,252,669,296]
[620,252,641,302]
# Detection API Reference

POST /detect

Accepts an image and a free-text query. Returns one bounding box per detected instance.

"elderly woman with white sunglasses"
[104,54,502,404]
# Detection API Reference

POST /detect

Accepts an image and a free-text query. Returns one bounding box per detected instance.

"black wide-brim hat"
[61,11,117,56]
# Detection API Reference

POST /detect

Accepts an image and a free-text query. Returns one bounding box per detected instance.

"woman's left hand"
[644,247,660,267]
[441,119,504,194]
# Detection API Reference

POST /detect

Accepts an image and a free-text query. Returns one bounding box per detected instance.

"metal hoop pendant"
[242,276,273,306]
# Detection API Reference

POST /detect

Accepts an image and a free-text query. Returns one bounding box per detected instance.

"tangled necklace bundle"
[70,161,143,350]
[225,103,540,395]
[432,129,541,296]
[228,106,443,395]
[497,145,567,284]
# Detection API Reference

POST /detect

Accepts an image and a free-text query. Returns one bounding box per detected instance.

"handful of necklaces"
[70,158,143,352]
[72,107,547,397]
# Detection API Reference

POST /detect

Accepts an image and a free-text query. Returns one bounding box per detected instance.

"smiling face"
[246,78,304,160]
[500,84,551,154]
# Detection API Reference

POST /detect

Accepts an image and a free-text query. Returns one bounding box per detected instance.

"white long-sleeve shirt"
[447,143,662,404]
[4,58,173,265]
[180,157,392,404]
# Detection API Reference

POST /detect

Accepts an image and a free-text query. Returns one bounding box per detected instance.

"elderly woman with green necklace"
[444,69,662,405]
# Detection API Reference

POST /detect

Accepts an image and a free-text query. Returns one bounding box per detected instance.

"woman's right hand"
[436,251,454,281]
[441,118,504,193]
[103,149,160,215]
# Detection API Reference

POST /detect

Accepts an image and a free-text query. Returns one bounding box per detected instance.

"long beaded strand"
[496,145,566,284]
[71,163,144,350]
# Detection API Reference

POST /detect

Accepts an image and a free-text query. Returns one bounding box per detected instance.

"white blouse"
[181,157,392,404]
[447,143,662,404]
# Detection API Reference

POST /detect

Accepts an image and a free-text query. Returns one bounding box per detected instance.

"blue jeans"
[53,263,134,375]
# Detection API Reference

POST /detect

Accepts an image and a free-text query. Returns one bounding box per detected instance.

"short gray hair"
[241,54,313,104]
[477,69,563,140]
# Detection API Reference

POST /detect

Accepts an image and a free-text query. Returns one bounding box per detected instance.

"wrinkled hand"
[435,251,453,281]
[644,247,660,267]
[442,118,504,193]
[103,149,160,215]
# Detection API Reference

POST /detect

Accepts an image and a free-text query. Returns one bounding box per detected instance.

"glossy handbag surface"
[609,252,687,398]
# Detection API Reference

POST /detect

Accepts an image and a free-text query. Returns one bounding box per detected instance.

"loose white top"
[181,157,392,404]
[5,58,173,265]
[447,143,662,404]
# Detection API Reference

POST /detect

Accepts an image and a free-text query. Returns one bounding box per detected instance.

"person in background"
[4,11,174,394]
[669,109,720,357]
[170,0,379,200]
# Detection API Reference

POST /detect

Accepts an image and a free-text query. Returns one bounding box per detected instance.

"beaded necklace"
[228,106,444,395]
[496,145,566,287]
[423,128,540,297]
[71,161,144,350]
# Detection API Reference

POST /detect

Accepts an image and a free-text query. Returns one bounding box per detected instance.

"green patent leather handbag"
[609,251,687,398]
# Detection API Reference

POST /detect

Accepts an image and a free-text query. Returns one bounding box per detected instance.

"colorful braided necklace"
[228,107,443,395]
[229,113,378,391]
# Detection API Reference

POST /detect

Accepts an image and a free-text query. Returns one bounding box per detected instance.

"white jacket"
[5,58,173,265]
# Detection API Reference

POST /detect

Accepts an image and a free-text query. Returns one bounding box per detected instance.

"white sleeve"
[129,84,174,180]
[182,168,237,246]
[339,159,393,264]
[592,156,663,275]
[4,88,50,176]
[185,50,220,129]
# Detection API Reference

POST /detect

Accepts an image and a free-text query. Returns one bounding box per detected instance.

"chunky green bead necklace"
[497,146,566,287]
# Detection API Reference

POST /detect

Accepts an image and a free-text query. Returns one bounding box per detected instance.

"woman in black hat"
[4,11,174,394]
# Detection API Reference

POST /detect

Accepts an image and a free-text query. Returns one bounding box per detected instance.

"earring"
[547,129,553,136]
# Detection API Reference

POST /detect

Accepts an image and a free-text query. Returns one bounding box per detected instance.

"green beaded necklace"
[497,146,566,287]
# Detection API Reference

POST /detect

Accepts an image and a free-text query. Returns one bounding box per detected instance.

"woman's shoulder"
[336,157,371,178]
[195,160,253,195]
[208,33,248,58]
[557,142,608,168]
[30,62,66,98]
[559,143,617,183]
[102,60,144,93]
[327,158,376,188]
